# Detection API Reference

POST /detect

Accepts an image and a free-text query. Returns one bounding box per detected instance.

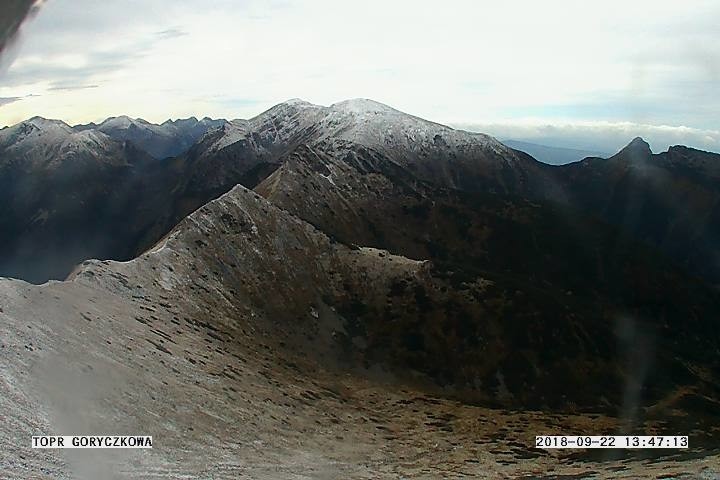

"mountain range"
[74,115,226,159]
[2,99,719,286]
[1,98,719,476]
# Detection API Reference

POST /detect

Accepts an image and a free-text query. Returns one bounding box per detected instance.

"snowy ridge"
[100,115,138,130]
[0,117,122,169]
[329,98,398,114]
[318,99,508,158]
[203,100,325,155]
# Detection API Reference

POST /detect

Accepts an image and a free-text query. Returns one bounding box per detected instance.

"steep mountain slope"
[3,100,720,477]
[165,100,327,202]
[255,138,720,409]
[0,184,432,478]
[2,99,719,294]
[161,101,720,287]
[0,118,169,283]
[1,102,331,283]
[0,117,128,169]
[185,98,551,195]
[75,115,226,159]
[0,112,247,283]
[160,99,557,257]
[2,184,718,478]
[0,100,556,283]
[544,137,720,282]
[312,99,542,192]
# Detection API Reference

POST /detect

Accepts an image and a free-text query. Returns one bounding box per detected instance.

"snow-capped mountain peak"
[330,98,397,114]
[26,116,72,131]
[100,115,138,129]
[281,97,315,107]
[0,117,129,171]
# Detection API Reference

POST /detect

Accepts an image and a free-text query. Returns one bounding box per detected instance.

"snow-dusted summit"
[193,98,538,192]
[0,117,128,170]
[330,98,399,114]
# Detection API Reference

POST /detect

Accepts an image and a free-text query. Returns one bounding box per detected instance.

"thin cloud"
[0,96,22,106]
[47,84,99,92]
[155,28,188,40]
[2,43,148,89]
[0,93,40,108]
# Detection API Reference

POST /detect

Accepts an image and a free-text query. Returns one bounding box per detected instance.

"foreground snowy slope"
[2,184,718,478]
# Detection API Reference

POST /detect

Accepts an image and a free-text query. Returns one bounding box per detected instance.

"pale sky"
[1,0,718,152]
